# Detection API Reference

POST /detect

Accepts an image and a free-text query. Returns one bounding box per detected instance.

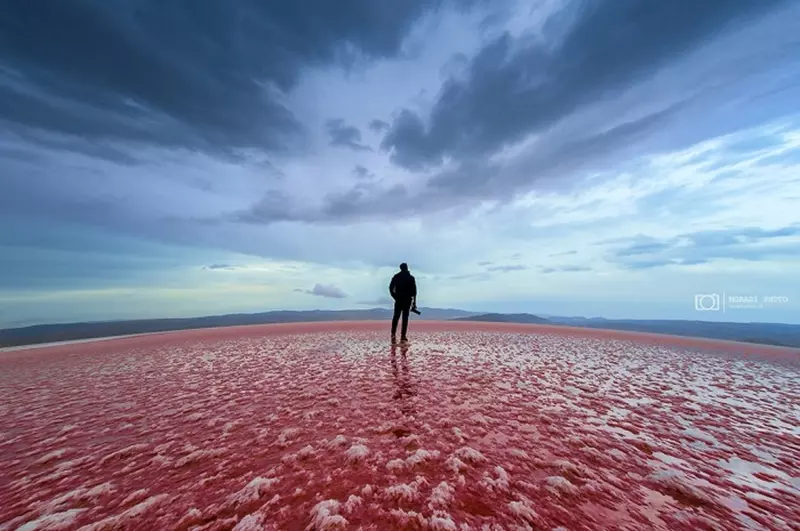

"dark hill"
[0,307,477,348]
[452,313,550,324]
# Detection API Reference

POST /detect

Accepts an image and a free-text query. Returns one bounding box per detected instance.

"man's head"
[399,262,408,271]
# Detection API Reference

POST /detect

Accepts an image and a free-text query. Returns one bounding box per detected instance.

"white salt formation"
[1,324,797,529]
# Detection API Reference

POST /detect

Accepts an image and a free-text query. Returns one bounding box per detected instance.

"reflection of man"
[389,263,417,343]
[390,344,415,418]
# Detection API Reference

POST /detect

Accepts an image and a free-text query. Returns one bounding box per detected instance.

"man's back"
[390,270,416,300]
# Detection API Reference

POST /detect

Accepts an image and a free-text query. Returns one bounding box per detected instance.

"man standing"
[389,262,417,343]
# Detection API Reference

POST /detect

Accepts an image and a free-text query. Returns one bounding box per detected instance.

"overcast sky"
[2,0,799,327]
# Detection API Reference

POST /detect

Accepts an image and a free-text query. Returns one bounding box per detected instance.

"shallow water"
[1,322,798,530]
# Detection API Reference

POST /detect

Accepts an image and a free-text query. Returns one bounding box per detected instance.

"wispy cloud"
[540,265,592,274]
[205,263,236,271]
[606,225,800,269]
[487,264,528,273]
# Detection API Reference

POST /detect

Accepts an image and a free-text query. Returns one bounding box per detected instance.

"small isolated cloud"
[540,265,592,274]
[614,238,674,257]
[368,119,390,134]
[549,250,577,257]
[448,272,492,282]
[294,283,348,299]
[205,263,236,270]
[325,119,372,152]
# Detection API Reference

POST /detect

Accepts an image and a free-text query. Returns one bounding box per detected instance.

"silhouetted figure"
[389,262,417,342]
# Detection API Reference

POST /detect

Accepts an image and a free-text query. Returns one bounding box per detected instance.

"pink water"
[1,322,798,530]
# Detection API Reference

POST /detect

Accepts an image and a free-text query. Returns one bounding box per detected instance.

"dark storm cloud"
[0,247,167,290]
[380,0,789,170]
[369,119,391,134]
[353,165,375,179]
[606,225,800,269]
[288,103,686,223]
[0,218,216,290]
[0,145,43,165]
[294,284,348,299]
[319,183,411,222]
[0,0,460,154]
[426,102,684,195]
[326,119,372,152]
[4,129,143,166]
[233,190,307,224]
[158,100,697,228]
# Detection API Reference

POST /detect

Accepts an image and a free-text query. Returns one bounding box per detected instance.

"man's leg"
[401,300,410,340]
[391,300,401,338]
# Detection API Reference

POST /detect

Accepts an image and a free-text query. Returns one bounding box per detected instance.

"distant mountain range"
[0,307,475,348]
[453,313,549,324]
[1,308,799,350]
[458,313,800,349]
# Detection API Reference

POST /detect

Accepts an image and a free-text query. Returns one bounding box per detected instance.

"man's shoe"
[400,336,408,343]
[391,335,397,344]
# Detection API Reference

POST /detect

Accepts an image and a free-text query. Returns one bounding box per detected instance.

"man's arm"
[411,276,417,303]
[389,275,396,299]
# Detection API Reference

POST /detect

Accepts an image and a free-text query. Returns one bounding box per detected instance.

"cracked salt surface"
[1,322,798,530]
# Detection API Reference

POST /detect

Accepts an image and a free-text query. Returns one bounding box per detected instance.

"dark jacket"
[389,270,417,301]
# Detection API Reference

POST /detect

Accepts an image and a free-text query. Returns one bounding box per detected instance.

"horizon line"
[3,306,799,332]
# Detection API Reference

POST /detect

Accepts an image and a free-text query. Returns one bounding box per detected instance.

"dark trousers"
[392,298,411,338]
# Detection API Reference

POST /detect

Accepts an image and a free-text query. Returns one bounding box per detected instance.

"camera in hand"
[411,304,421,315]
